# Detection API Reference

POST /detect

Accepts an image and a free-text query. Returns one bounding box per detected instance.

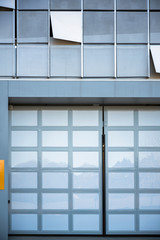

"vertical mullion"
[114,0,117,78]
[147,0,150,77]
[81,0,84,78]
[48,0,50,78]
[102,106,106,235]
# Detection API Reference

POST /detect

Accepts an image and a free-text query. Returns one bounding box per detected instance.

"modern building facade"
[0,0,160,239]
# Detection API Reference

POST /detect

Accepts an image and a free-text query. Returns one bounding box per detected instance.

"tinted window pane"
[18,0,49,9]
[117,12,147,43]
[109,215,135,231]
[150,12,160,44]
[109,194,134,210]
[18,11,48,43]
[17,45,48,77]
[140,215,160,231]
[117,45,148,77]
[12,214,37,231]
[84,0,114,10]
[51,0,81,10]
[0,11,14,43]
[51,46,81,77]
[42,214,68,231]
[117,0,147,10]
[0,45,15,76]
[84,12,114,43]
[84,45,114,77]
[150,0,160,10]
[73,214,99,231]
[108,173,134,189]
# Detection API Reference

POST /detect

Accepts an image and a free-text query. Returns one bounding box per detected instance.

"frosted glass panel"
[139,131,160,147]
[108,131,134,147]
[11,193,37,210]
[11,111,37,126]
[117,45,148,77]
[73,152,99,168]
[42,131,68,147]
[18,0,49,9]
[73,193,99,209]
[73,131,99,147]
[51,0,81,10]
[108,194,134,210]
[139,152,160,168]
[11,172,37,189]
[84,45,114,77]
[73,110,99,126]
[73,214,99,231]
[84,12,114,43]
[42,110,68,126]
[108,110,134,126]
[139,173,160,189]
[150,12,160,44]
[51,46,81,77]
[12,214,37,231]
[139,194,160,210]
[42,193,68,209]
[139,111,160,126]
[42,152,68,168]
[109,215,134,231]
[73,172,99,189]
[18,11,48,43]
[0,11,14,43]
[11,152,37,168]
[42,214,68,231]
[117,12,147,43]
[84,0,114,10]
[108,173,134,189]
[17,45,48,77]
[42,172,68,189]
[11,131,37,147]
[140,215,160,231]
[108,152,134,168]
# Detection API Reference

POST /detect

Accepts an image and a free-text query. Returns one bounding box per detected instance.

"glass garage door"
[9,107,102,234]
[104,107,160,234]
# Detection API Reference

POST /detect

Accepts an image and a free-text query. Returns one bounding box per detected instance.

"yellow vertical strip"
[0,160,4,190]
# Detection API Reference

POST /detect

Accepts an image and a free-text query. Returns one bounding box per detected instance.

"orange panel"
[0,160,4,190]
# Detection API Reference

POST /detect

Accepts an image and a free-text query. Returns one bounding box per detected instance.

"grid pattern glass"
[9,107,102,234]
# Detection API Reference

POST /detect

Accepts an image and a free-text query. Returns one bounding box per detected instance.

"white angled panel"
[0,0,15,8]
[50,11,82,43]
[150,46,160,73]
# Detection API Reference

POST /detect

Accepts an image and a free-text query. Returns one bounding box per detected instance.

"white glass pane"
[73,172,99,189]
[73,152,99,168]
[42,172,68,189]
[42,110,68,126]
[73,214,99,231]
[11,152,37,168]
[139,110,160,126]
[73,193,99,210]
[139,131,160,147]
[73,110,99,126]
[42,193,68,209]
[108,152,134,168]
[139,173,160,189]
[108,131,134,147]
[140,215,160,231]
[11,131,37,147]
[42,131,68,147]
[108,110,134,126]
[109,215,134,231]
[11,193,37,210]
[108,194,134,210]
[139,194,160,210]
[11,110,37,126]
[42,152,68,168]
[11,214,37,231]
[42,214,68,231]
[108,173,134,189]
[139,152,160,168]
[73,131,99,147]
[11,172,37,189]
